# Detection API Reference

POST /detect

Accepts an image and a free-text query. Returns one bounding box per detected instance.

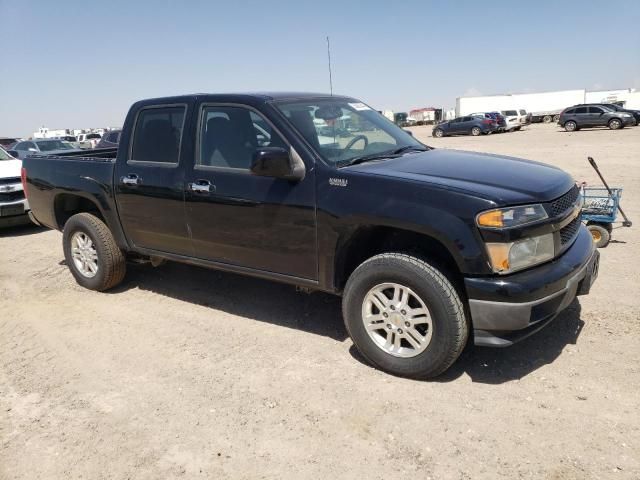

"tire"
[543,115,552,123]
[471,127,481,136]
[342,253,468,379]
[553,114,560,122]
[587,224,610,248]
[564,120,577,132]
[608,118,622,130]
[515,126,521,131]
[433,128,444,138]
[62,212,126,291]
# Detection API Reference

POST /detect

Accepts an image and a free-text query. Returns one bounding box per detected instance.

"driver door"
[184,103,318,280]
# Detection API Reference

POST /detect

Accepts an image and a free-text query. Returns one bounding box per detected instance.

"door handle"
[121,174,141,186]
[189,180,213,193]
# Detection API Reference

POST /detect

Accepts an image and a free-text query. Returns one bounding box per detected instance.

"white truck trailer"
[456,89,585,123]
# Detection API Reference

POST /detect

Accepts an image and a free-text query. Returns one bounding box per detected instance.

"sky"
[1,0,639,137]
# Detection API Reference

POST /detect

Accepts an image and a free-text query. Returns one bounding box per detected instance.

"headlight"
[476,204,548,229]
[485,233,554,274]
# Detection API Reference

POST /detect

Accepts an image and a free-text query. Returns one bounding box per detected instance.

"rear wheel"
[587,223,611,248]
[62,213,126,291]
[564,120,577,132]
[608,118,622,130]
[343,253,468,379]
[543,115,552,123]
[471,127,481,136]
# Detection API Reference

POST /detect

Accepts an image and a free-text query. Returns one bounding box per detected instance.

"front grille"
[0,177,20,186]
[550,185,580,216]
[560,216,581,245]
[0,190,25,203]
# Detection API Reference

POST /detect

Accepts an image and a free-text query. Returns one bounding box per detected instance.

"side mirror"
[7,150,19,158]
[251,147,305,181]
[404,130,414,136]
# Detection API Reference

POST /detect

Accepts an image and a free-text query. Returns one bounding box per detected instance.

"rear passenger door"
[573,106,589,126]
[114,102,193,256]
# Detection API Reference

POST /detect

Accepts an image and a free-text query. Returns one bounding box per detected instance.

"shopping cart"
[581,157,632,247]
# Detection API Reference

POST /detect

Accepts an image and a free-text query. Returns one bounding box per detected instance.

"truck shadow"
[113,262,348,341]
[0,223,46,238]
[435,300,584,384]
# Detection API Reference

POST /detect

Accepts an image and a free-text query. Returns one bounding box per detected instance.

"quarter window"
[130,106,186,163]
[198,106,287,170]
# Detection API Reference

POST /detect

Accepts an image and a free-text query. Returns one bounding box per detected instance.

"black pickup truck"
[23,93,599,378]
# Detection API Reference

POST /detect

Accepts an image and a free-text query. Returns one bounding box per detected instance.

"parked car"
[0,147,31,227]
[558,105,635,132]
[500,110,523,132]
[77,133,102,149]
[96,129,121,148]
[9,139,77,159]
[23,92,599,379]
[519,109,532,125]
[471,112,506,132]
[597,103,640,124]
[432,116,497,137]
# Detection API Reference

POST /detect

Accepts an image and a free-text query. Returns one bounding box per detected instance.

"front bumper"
[0,199,32,227]
[465,226,598,347]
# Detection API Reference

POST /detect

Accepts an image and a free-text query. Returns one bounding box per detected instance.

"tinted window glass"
[131,106,185,163]
[86,133,101,139]
[564,108,575,114]
[502,110,517,116]
[519,110,526,115]
[588,107,604,114]
[199,106,287,169]
[575,107,588,114]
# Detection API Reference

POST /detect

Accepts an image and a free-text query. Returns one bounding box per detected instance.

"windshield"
[0,147,12,160]
[275,98,424,166]
[36,140,75,152]
[503,110,518,116]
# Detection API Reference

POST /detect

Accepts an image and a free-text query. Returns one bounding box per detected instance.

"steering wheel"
[342,135,368,156]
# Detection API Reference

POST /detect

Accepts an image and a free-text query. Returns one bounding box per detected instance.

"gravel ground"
[1,123,638,479]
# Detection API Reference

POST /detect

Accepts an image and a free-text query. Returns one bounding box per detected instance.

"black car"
[96,129,121,148]
[432,116,497,137]
[558,104,635,132]
[598,103,640,124]
[23,92,598,379]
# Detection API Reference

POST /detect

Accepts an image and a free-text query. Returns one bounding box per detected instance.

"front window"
[275,98,424,167]
[0,147,12,160]
[36,140,75,151]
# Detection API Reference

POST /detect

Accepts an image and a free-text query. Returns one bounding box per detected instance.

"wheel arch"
[334,225,465,294]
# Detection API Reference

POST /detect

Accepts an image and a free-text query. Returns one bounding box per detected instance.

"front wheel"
[62,212,126,291]
[433,128,444,138]
[608,118,622,130]
[471,127,481,136]
[342,253,468,379]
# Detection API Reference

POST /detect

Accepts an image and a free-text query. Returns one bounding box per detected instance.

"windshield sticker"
[348,102,370,111]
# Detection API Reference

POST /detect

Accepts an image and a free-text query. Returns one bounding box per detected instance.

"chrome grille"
[560,216,581,245]
[550,185,579,216]
[0,177,20,186]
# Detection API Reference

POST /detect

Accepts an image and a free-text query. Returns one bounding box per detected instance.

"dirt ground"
[1,123,639,479]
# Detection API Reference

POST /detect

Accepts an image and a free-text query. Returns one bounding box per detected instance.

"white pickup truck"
[0,147,31,227]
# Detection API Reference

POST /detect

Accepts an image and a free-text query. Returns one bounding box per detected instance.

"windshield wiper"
[390,145,430,155]
[337,153,399,168]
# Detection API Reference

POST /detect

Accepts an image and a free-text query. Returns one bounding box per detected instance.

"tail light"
[482,119,492,124]
[21,167,28,197]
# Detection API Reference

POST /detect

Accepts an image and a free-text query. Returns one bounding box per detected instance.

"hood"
[0,158,22,179]
[348,149,575,205]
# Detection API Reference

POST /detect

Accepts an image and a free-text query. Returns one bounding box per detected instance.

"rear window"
[130,106,186,163]
[86,133,101,139]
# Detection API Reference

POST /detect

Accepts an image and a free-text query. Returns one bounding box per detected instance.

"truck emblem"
[329,178,348,187]
[0,185,16,192]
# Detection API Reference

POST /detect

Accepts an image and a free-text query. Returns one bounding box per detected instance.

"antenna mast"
[326,36,333,95]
